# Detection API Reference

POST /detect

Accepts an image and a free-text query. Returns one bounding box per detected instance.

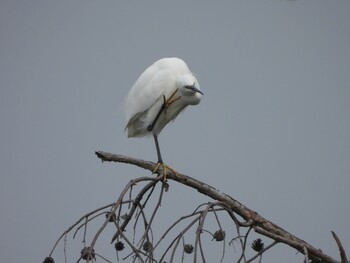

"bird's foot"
[162,89,181,118]
[153,162,179,181]
[164,88,181,106]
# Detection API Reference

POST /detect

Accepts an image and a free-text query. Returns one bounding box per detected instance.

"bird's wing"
[126,66,176,121]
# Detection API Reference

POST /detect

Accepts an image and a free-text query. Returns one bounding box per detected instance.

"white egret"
[125,57,203,176]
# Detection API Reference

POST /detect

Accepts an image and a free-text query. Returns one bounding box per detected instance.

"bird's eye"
[184,83,196,91]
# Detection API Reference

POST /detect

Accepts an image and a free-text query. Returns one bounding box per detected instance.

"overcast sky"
[1,1,349,263]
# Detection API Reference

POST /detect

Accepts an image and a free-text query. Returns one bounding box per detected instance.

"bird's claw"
[153,162,179,181]
[162,89,181,118]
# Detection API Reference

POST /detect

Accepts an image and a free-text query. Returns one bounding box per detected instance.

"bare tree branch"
[95,151,342,263]
[43,151,344,263]
[332,231,348,263]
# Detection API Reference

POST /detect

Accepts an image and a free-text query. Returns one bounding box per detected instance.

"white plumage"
[125,57,203,165]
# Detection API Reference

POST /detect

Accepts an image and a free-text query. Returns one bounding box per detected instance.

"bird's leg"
[147,90,181,181]
[153,133,163,164]
[166,88,181,105]
[163,88,181,118]
[147,101,165,133]
[152,134,178,181]
[147,89,181,133]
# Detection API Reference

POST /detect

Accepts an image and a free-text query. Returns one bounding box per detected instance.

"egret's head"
[177,74,203,105]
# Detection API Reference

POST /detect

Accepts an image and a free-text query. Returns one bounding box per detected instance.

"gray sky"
[1,1,349,262]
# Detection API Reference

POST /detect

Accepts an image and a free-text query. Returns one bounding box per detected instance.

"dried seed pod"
[43,257,54,263]
[251,238,264,252]
[80,247,95,261]
[162,181,169,191]
[142,241,153,252]
[106,212,117,222]
[213,230,226,241]
[114,241,125,251]
[184,244,194,254]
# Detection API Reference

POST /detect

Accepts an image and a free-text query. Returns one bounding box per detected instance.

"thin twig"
[73,211,111,239]
[331,231,348,263]
[237,226,252,263]
[90,177,159,253]
[110,177,161,243]
[115,222,145,263]
[64,234,67,263]
[49,202,115,257]
[159,215,201,263]
[210,204,226,263]
[194,203,214,263]
[95,252,113,263]
[138,182,165,247]
[198,234,206,263]
[303,246,309,263]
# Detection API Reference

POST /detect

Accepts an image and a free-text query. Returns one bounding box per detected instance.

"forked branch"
[43,151,346,263]
[95,151,344,263]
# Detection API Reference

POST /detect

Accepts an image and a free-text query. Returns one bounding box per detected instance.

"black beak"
[190,85,204,95]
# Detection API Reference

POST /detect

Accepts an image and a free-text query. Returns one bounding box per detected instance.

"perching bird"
[125,57,203,175]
